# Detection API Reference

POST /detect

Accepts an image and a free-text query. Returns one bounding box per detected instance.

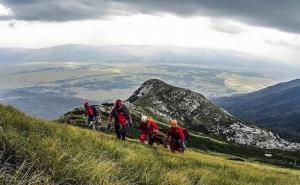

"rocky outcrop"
[128,79,300,151]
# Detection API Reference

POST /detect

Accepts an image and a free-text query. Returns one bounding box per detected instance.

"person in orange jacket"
[139,115,159,145]
[166,119,186,153]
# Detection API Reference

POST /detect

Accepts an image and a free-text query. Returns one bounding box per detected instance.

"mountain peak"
[128,79,240,128]
[128,79,300,151]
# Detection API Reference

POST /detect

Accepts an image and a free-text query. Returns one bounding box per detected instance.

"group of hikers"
[84,99,189,153]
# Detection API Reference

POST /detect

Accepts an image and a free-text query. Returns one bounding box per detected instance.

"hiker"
[84,102,101,130]
[108,99,132,140]
[139,115,159,145]
[166,119,186,153]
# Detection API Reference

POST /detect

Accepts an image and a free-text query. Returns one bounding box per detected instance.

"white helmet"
[141,115,148,123]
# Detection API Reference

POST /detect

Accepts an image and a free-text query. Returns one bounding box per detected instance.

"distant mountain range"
[0,89,97,119]
[214,79,300,142]
[0,44,298,77]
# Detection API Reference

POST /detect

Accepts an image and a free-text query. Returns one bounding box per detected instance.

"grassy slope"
[58,104,300,168]
[1,104,300,185]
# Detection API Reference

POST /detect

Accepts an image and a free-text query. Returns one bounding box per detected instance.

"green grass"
[1,104,300,185]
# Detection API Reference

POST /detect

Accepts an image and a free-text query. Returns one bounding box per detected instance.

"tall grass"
[1,104,300,185]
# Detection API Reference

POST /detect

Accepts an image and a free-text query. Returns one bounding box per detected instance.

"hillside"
[57,79,300,168]
[1,104,300,185]
[214,79,300,142]
[127,79,300,151]
[58,101,300,168]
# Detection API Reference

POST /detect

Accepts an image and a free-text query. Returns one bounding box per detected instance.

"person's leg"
[170,141,177,152]
[115,123,121,139]
[94,116,98,130]
[177,140,184,153]
[85,116,89,126]
[87,116,93,127]
[148,134,154,145]
[121,125,126,140]
[88,116,93,129]
[91,121,96,130]
[91,116,96,130]
[139,132,147,143]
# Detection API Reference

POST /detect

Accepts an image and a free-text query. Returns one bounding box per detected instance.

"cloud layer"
[0,0,300,33]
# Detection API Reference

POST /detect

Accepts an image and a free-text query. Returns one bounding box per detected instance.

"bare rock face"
[128,79,300,151]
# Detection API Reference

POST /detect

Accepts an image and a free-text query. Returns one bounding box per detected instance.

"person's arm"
[123,106,133,127]
[129,115,133,124]
[139,123,143,131]
[152,122,159,133]
[128,115,133,128]
[123,106,131,122]
[153,122,158,130]
[179,128,185,143]
[166,129,171,141]
[84,107,88,116]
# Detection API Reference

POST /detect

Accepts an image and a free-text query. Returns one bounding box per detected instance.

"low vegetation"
[1,104,300,185]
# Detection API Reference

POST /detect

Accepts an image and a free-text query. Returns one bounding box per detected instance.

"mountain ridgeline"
[127,79,300,151]
[214,79,300,142]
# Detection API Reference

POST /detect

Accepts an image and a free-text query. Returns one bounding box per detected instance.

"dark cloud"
[0,0,300,33]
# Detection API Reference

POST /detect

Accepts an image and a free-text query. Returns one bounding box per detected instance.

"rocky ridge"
[127,79,300,151]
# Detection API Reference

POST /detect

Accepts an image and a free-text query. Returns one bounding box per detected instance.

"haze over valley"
[0,45,299,119]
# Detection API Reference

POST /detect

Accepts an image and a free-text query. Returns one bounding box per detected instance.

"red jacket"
[117,111,127,125]
[85,106,94,117]
[109,106,130,126]
[140,119,158,135]
[167,127,185,143]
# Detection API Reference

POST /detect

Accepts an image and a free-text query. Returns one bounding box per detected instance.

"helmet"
[141,115,148,123]
[84,101,89,107]
[115,99,123,109]
[169,119,178,127]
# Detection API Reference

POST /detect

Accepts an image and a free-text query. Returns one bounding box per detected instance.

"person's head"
[147,117,154,125]
[169,119,178,128]
[115,99,123,110]
[84,101,89,108]
[141,115,148,123]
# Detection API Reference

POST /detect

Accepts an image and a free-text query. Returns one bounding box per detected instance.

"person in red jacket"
[166,119,186,153]
[139,115,159,145]
[108,99,132,140]
[84,101,96,129]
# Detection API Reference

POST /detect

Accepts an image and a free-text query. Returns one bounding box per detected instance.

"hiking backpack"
[183,129,190,142]
[90,105,100,116]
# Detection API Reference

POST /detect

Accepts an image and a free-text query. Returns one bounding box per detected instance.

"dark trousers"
[170,139,184,153]
[148,134,155,145]
[115,123,126,140]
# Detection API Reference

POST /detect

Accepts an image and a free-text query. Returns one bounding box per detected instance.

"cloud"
[265,39,300,51]
[0,0,300,34]
[8,20,15,27]
[0,3,12,16]
[209,18,244,34]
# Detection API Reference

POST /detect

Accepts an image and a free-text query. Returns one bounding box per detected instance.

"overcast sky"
[0,0,300,66]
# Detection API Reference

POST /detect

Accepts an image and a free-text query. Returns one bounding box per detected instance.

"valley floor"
[0,104,300,185]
